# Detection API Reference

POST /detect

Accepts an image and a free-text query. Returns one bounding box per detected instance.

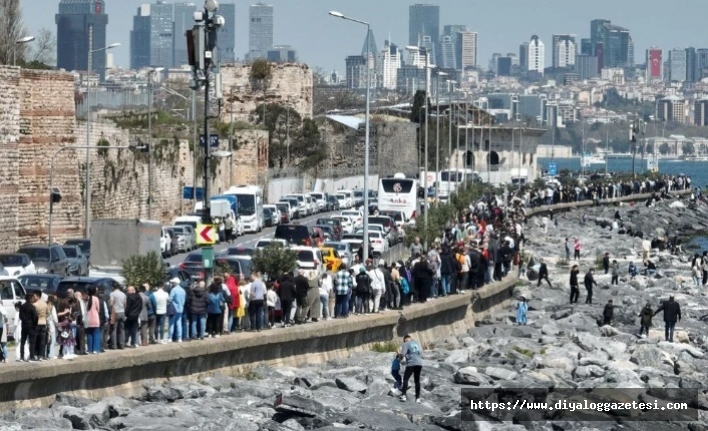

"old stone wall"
[374,122,418,176]
[0,68,21,251]
[220,63,313,122]
[230,129,269,188]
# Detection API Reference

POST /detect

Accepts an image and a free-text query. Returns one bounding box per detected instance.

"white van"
[0,277,26,335]
[337,190,354,208]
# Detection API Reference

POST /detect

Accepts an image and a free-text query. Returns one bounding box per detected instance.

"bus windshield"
[231,194,255,215]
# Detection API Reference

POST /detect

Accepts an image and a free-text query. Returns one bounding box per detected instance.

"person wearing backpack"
[354,267,371,315]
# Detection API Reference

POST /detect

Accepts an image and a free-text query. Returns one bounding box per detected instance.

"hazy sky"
[20,0,708,72]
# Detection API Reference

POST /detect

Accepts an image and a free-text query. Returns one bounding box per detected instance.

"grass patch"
[513,346,535,357]
[540,347,548,355]
[370,341,399,353]
[232,367,262,380]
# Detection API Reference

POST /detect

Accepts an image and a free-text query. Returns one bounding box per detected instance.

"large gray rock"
[335,377,367,393]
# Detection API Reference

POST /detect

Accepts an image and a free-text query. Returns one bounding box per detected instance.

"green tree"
[294,118,326,174]
[252,103,302,168]
[251,243,297,279]
[249,58,272,89]
[682,141,695,155]
[121,252,165,288]
[659,142,671,155]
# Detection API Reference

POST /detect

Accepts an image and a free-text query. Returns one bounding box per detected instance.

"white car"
[255,238,287,249]
[305,195,318,215]
[0,254,36,277]
[309,192,326,212]
[0,276,26,334]
[354,230,388,255]
[160,227,172,256]
[283,194,309,217]
[263,205,281,225]
[330,215,354,234]
[341,210,363,227]
[291,246,325,279]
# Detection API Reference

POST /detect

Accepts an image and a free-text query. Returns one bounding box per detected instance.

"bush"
[251,243,297,280]
[121,251,165,288]
[370,341,399,353]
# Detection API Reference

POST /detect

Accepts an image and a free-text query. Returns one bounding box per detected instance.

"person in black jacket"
[189,283,208,339]
[537,259,552,288]
[569,265,580,304]
[294,270,310,324]
[278,274,297,327]
[602,253,610,274]
[500,241,513,277]
[19,293,39,362]
[354,267,372,314]
[412,257,434,303]
[584,269,597,304]
[124,286,143,348]
[653,296,681,342]
[467,247,481,289]
[602,300,614,326]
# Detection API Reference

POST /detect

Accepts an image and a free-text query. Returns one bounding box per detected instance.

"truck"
[89,219,163,284]
[193,195,243,240]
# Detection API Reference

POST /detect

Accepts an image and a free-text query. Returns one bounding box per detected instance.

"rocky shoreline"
[4,195,708,430]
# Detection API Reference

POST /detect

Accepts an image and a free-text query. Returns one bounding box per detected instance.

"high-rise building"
[217,3,235,64]
[656,95,685,123]
[697,49,708,80]
[497,57,512,76]
[397,65,428,94]
[173,3,195,67]
[526,35,545,75]
[686,47,697,83]
[519,42,528,71]
[695,99,708,126]
[438,35,456,69]
[589,19,632,68]
[574,54,599,80]
[267,45,297,62]
[458,31,477,70]
[56,0,109,80]
[377,40,401,90]
[489,53,501,74]
[361,28,378,69]
[419,35,436,66]
[552,34,576,68]
[345,55,367,89]
[645,47,662,82]
[248,2,273,60]
[668,48,687,82]
[409,4,439,47]
[580,38,592,55]
[443,25,467,69]
[131,5,151,69]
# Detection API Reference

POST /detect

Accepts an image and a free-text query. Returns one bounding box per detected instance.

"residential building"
[552,34,576,68]
[217,3,236,64]
[574,54,599,80]
[248,2,273,60]
[656,95,685,123]
[345,55,367,89]
[173,3,195,67]
[668,48,687,83]
[377,40,401,90]
[409,4,439,47]
[458,31,478,70]
[645,47,662,82]
[267,45,297,62]
[526,35,545,75]
[686,47,697,83]
[438,35,456,69]
[518,94,547,124]
[56,0,109,80]
[131,5,151,69]
[695,99,708,126]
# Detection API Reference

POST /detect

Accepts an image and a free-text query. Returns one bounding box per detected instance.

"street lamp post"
[147,67,165,220]
[49,144,134,244]
[434,71,447,203]
[14,36,35,66]
[330,10,372,263]
[464,96,469,188]
[84,38,121,239]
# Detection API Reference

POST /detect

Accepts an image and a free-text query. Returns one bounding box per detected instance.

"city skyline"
[23,0,708,73]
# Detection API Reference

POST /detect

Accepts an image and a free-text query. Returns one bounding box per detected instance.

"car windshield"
[62,247,78,258]
[20,276,58,292]
[276,204,288,212]
[65,240,90,254]
[171,226,185,234]
[296,250,314,261]
[0,255,23,266]
[18,248,49,262]
[175,221,198,228]
[185,254,202,262]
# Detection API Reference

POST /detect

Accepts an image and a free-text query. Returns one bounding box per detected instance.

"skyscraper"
[377,40,401,90]
[173,3,196,67]
[526,35,544,75]
[217,3,236,64]
[519,42,529,71]
[668,48,687,82]
[459,31,477,70]
[248,2,273,60]
[56,0,109,80]
[438,35,456,69]
[590,19,632,68]
[552,34,576,68]
[580,38,592,55]
[130,4,151,69]
[129,1,174,69]
[345,55,367,89]
[697,49,708,80]
[268,45,297,62]
[443,25,467,69]
[685,47,697,83]
[361,28,378,70]
[409,4,439,47]
[645,47,662,82]
[574,54,599,80]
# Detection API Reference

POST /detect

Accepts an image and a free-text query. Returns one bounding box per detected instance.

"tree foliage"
[313,86,362,115]
[249,59,272,92]
[0,0,26,65]
[25,28,55,66]
[252,102,302,168]
[121,252,166,288]
[251,243,297,279]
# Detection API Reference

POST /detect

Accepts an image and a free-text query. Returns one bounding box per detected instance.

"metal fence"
[76,88,149,119]
[380,244,408,265]
[268,165,381,180]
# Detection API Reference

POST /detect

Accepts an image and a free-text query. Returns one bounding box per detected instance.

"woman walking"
[398,334,423,403]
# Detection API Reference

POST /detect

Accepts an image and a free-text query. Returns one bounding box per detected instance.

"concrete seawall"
[0,190,686,410]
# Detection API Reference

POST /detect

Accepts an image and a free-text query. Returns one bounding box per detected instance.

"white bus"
[377,173,418,220]
[438,169,480,198]
[224,185,264,233]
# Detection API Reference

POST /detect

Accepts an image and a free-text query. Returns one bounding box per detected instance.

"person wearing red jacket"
[225,273,241,333]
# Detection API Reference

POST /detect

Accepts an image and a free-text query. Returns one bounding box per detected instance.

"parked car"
[219,247,254,258]
[255,238,288,249]
[215,256,253,280]
[319,246,344,271]
[17,244,70,276]
[326,195,340,212]
[18,274,62,296]
[0,253,36,277]
[169,225,196,253]
[57,276,121,298]
[309,192,326,212]
[165,267,192,285]
[61,245,89,276]
[279,198,301,219]
[323,242,353,268]
[0,276,26,334]
[282,194,309,217]
[314,225,337,242]
[275,202,292,224]
[263,205,281,226]
[291,246,325,278]
[64,238,91,264]
[166,228,179,256]
[353,230,388,256]
[263,208,275,228]
[274,224,316,246]
[180,251,206,280]
[315,218,343,240]
[330,215,354,234]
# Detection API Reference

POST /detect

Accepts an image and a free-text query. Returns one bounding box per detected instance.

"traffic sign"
[199,134,219,148]
[182,187,204,200]
[196,223,217,245]
[548,163,557,176]
[202,246,214,269]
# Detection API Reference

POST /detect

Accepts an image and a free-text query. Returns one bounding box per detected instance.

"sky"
[20,0,708,72]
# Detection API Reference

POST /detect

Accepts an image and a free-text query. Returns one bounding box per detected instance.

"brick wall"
[0,68,21,250]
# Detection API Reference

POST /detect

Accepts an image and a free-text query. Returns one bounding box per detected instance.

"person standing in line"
[584,269,597,304]
[85,287,102,355]
[653,296,681,342]
[109,284,127,350]
[206,279,225,338]
[189,281,208,339]
[266,283,278,328]
[334,266,353,318]
[73,291,87,355]
[153,284,169,343]
[249,273,267,332]
[610,260,620,285]
[168,278,186,343]
[138,284,151,346]
[146,284,157,344]
[124,286,143,348]
[277,273,296,327]
[225,272,240,332]
[294,270,310,324]
[224,215,235,244]
[573,238,581,260]
[354,267,371,315]
[46,295,58,359]
[33,292,50,360]
[398,334,423,403]
[368,262,386,313]
[19,293,39,362]
[569,265,580,304]
[0,304,7,362]
[319,272,333,321]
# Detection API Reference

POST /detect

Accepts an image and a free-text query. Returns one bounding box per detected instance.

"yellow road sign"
[196,224,217,245]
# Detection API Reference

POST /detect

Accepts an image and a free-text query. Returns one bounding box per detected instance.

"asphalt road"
[165,211,336,266]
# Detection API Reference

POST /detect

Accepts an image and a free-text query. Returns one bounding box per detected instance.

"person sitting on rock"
[602,300,614,326]
[638,302,653,337]
[628,262,638,279]
[642,260,657,276]
[516,296,528,326]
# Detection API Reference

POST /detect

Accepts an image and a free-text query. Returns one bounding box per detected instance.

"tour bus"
[437,169,480,198]
[377,173,418,220]
[224,185,264,233]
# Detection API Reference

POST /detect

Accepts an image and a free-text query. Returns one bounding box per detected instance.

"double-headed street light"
[84,41,121,239]
[329,10,372,264]
[14,36,35,66]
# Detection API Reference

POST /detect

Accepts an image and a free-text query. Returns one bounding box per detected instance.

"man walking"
[398,334,423,404]
[654,296,681,342]
[569,265,580,304]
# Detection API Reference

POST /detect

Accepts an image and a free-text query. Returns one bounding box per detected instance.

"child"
[603,300,614,326]
[638,302,653,337]
[266,283,277,328]
[516,296,528,325]
[391,352,403,391]
[628,261,638,279]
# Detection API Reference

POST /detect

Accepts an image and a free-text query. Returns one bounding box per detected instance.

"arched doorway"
[487,151,500,170]
[465,151,475,169]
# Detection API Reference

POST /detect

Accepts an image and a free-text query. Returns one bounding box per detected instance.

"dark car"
[18,274,62,295]
[61,245,89,276]
[165,267,192,285]
[64,238,91,264]
[57,276,121,299]
[326,195,340,211]
[275,224,315,246]
[314,225,337,242]
[315,218,343,239]
[215,256,253,280]
[220,247,254,257]
[263,208,275,228]
[180,252,205,280]
[279,198,300,219]
[17,244,70,276]
[275,203,291,224]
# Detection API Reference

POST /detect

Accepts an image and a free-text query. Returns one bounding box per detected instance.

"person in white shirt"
[368,262,386,313]
[319,272,333,320]
[153,285,169,343]
[265,284,278,328]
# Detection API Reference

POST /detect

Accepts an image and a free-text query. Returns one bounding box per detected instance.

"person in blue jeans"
[249,273,267,332]
[206,280,225,338]
[653,296,681,342]
[391,353,403,390]
[168,278,186,343]
[189,283,208,339]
